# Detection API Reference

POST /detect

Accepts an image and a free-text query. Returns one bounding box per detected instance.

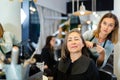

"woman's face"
[67,32,84,53]
[50,37,55,47]
[100,18,115,35]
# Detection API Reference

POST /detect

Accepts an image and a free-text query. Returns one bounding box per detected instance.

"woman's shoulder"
[42,47,48,50]
[70,56,94,74]
[41,47,50,54]
[3,31,14,37]
[106,40,114,45]
[83,30,94,34]
[2,31,15,39]
[58,55,92,74]
[4,31,12,34]
[105,40,114,48]
[83,30,95,40]
[42,47,52,52]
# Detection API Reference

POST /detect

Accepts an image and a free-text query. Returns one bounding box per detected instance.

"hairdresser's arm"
[100,42,114,68]
[84,41,105,67]
[96,45,105,67]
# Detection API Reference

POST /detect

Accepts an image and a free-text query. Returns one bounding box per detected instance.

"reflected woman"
[41,35,57,76]
[0,23,20,59]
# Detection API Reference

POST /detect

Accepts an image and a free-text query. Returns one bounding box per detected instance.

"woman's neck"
[98,33,107,43]
[70,52,82,63]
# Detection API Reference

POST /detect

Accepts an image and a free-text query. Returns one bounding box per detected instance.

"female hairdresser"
[54,28,99,80]
[0,23,20,60]
[83,13,119,68]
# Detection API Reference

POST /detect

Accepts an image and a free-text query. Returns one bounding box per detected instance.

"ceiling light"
[79,2,86,15]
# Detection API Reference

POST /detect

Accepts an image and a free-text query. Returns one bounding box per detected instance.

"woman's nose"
[104,25,109,29]
[71,40,76,44]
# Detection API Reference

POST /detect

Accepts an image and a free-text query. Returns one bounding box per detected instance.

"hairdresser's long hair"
[44,35,55,53]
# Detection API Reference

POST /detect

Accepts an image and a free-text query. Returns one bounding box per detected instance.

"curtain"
[35,4,61,53]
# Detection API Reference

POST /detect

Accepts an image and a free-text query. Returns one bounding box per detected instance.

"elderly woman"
[54,28,99,80]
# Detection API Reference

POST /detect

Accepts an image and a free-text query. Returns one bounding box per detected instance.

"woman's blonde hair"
[0,23,4,38]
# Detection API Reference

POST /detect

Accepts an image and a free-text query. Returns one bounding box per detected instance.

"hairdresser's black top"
[54,55,100,80]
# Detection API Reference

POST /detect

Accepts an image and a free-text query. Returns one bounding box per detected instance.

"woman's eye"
[103,22,107,25]
[109,24,114,27]
[75,38,79,41]
[67,39,72,42]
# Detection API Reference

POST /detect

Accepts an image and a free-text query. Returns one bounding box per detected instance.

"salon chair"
[99,69,117,80]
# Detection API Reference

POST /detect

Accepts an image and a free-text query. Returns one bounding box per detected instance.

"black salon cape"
[54,55,100,80]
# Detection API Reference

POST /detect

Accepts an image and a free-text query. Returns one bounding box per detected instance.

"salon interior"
[0,0,120,80]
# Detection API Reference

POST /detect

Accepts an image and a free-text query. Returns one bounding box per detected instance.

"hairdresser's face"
[50,37,55,47]
[100,18,115,35]
[67,32,84,54]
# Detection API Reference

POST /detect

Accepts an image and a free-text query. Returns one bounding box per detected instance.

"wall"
[0,0,21,41]
[36,0,70,14]
[113,0,120,80]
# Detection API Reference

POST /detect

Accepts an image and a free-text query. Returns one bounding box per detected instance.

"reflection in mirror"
[21,0,40,59]
[29,1,40,45]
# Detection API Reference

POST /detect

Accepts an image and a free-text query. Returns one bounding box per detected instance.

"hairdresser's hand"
[23,58,36,67]
[85,41,94,48]
[96,45,105,54]
[44,65,48,69]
